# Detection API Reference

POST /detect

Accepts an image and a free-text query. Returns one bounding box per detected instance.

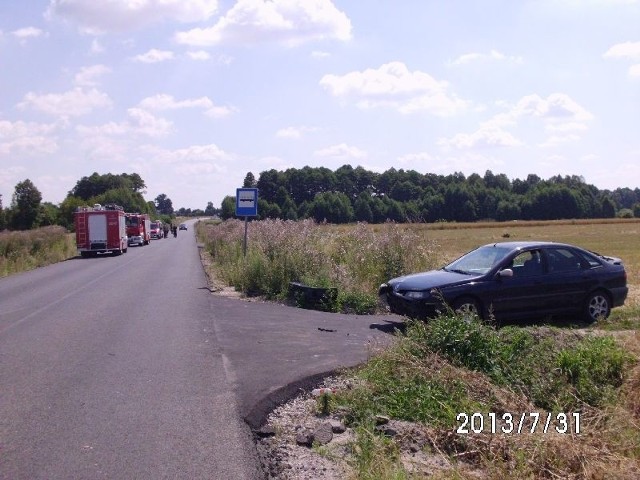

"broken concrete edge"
[244,369,338,431]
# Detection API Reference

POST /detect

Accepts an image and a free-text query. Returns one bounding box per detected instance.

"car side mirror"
[498,269,513,278]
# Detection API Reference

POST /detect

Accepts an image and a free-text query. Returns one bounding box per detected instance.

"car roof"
[481,241,572,250]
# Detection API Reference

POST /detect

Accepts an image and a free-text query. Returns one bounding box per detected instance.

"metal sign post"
[235,188,258,257]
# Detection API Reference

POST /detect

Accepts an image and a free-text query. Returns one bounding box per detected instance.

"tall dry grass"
[199,219,442,312]
[0,226,76,277]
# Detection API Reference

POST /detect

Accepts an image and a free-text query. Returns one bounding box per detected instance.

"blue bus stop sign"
[236,188,258,216]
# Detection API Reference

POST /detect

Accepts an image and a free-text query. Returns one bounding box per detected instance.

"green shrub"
[336,290,378,315]
[408,315,633,410]
[557,336,631,407]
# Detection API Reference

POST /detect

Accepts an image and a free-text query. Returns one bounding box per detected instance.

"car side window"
[546,248,583,273]
[511,250,543,277]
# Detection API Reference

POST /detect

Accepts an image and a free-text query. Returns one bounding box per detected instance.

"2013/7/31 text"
[456,412,581,435]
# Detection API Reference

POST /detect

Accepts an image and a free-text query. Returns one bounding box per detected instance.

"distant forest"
[220,165,640,223]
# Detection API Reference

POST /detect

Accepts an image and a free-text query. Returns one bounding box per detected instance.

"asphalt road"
[0,221,402,479]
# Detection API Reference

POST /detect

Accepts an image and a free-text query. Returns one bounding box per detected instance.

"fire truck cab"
[125,213,151,246]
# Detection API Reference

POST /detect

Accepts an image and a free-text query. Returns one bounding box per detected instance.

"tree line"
[219,165,640,223]
[0,173,218,231]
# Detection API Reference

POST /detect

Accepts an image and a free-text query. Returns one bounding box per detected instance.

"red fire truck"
[125,213,151,246]
[75,204,128,257]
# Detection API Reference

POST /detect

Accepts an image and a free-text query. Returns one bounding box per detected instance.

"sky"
[1,0,639,211]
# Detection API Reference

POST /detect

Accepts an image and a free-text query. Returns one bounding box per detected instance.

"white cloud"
[603,41,640,59]
[439,125,524,150]
[174,0,351,47]
[76,109,172,138]
[539,134,581,147]
[204,105,237,118]
[314,143,366,159]
[187,50,211,60]
[448,49,523,66]
[139,94,213,111]
[604,41,640,78]
[12,27,45,40]
[90,38,105,54]
[18,88,112,117]
[312,50,331,58]
[489,93,593,128]
[125,108,173,137]
[167,143,227,162]
[320,61,467,116]
[133,49,175,63]
[276,125,318,139]
[0,120,59,156]
[545,122,588,132]
[138,94,237,118]
[47,0,219,34]
[514,93,593,122]
[440,93,592,151]
[74,64,111,86]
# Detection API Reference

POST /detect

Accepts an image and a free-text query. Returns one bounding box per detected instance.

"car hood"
[388,269,481,291]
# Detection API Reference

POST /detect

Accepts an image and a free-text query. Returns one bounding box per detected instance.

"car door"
[539,246,596,313]
[488,249,549,318]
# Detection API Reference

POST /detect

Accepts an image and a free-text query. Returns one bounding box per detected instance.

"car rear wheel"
[584,290,610,323]
[452,297,482,321]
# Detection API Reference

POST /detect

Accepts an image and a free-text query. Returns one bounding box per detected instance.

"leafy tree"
[155,194,174,215]
[483,170,511,191]
[633,202,640,218]
[390,180,423,202]
[121,173,146,192]
[256,169,282,204]
[220,196,236,220]
[443,183,477,222]
[354,192,373,223]
[58,196,86,230]
[204,201,216,216]
[243,172,257,188]
[311,192,354,223]
[370,196,388,223]
[39,202,60,226]
[617,208,633,219]
[384,198,406,222]
[601,196,616,218]
[11,179,42,230]
[495,200,521,221]
[69,172,145,200]
[259,200,282,219]
[147,201,157,215]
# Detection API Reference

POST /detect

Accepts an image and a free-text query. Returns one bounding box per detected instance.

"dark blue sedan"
[378,241,628,323]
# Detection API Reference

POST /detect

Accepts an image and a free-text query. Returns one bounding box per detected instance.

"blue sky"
[1,0,639,211]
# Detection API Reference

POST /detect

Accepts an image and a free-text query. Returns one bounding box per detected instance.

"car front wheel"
[584,290,610,323]
[452,297,482,321]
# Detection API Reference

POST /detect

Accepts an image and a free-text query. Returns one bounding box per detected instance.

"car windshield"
[444,245,512,275]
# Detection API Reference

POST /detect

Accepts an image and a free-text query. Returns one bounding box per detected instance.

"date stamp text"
[456,412,581,435]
